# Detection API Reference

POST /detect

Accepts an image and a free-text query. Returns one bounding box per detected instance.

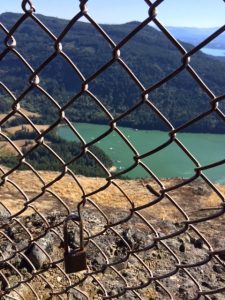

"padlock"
[64,213,87,274]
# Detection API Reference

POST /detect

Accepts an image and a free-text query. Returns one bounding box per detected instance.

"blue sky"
[1,0,224,28]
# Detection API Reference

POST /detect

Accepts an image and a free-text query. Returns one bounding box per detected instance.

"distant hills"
[167,26,225,49]
[0,13,225,133]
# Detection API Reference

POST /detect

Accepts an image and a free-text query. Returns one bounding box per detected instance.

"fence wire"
[0,0,225,299]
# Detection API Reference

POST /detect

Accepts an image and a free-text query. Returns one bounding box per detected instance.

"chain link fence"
[0,0,225,299]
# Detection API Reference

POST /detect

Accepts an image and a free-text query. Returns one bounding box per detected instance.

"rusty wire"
[0,0,225,299]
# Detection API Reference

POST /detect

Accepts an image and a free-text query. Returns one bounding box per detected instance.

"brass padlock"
[64,213,87,274]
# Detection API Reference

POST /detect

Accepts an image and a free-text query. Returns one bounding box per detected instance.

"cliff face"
[0,171,225,300]
[1,170,225,299]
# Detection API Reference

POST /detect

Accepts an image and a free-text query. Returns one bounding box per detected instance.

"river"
[57,123,225,183]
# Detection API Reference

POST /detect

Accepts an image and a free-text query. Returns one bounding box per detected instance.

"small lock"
[64,213,87,274]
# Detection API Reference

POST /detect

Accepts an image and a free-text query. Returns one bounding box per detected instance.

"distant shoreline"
[5,121,225,136]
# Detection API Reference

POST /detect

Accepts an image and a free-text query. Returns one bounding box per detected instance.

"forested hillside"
[1,13,225,132]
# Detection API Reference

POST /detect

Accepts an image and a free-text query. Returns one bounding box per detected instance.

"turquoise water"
[201,48,225,57]
[57,123,225,183]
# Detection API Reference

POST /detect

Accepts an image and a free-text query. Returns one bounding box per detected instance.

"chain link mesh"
[0,0,225,299]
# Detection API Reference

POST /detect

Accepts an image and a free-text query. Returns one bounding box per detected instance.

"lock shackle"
[63,213,84,254]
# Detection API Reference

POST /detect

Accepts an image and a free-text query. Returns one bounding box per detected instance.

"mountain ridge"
[0,13,225,133]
